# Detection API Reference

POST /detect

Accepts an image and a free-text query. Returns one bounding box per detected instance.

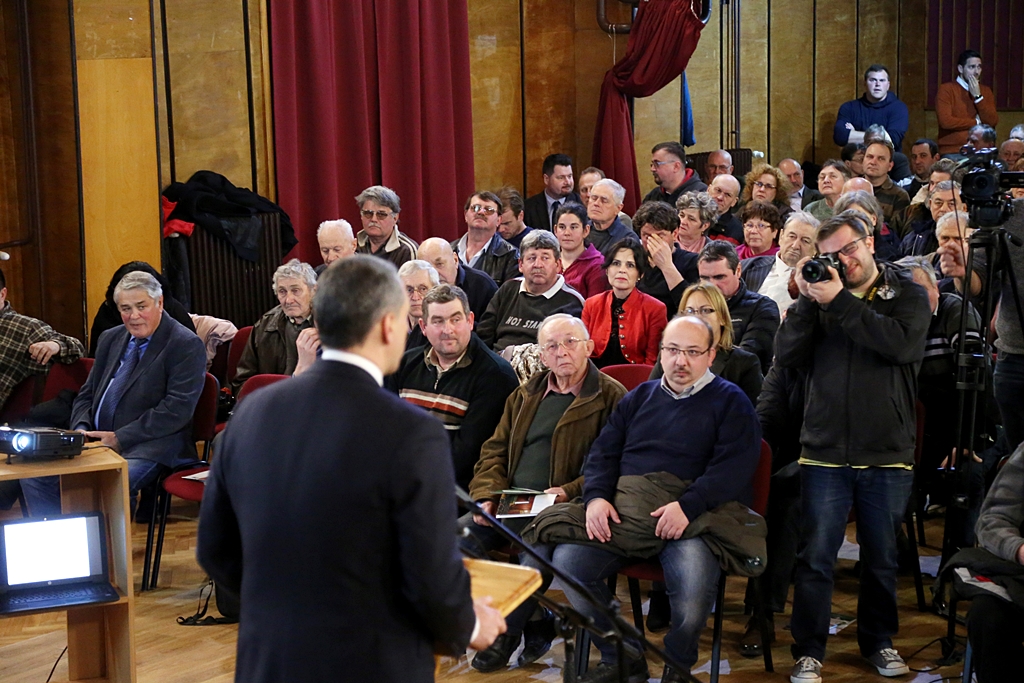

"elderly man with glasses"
[777,210,931,683]
[354,185,418,268]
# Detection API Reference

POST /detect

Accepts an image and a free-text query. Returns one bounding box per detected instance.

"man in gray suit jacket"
[21,271,206,516]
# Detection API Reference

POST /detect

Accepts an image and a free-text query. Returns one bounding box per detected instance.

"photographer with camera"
[777,210,931,683]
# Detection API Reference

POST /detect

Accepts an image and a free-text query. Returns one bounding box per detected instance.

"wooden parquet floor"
[0,501,968,682]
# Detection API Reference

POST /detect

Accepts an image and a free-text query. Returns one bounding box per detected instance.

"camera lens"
[802,259,831,283]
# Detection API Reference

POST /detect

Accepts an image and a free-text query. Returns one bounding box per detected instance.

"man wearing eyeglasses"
[535,315,760,682]
[706,174,744,243]
[778,210,931,683]
[452,191,521,287]
[463,314,626,673]
[353,185,418,268]
[643,141,707,208]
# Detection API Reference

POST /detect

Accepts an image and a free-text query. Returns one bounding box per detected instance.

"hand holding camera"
[795,255,845,306]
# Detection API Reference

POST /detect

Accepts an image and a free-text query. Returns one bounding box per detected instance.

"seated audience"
[778,158,822,211]
[387,284,518,490]
[463,314,627,672]
[22,272,206,516]
[577,166,605,206]
[453,191,521,286]
[805,160,853,221]
[314,219,357,275]
[556,202,607,299]
[477,230,584,354]
[704,149,734,183]
[841,142,867,176]
[89,261,195,356]
[967,123,998,151]
[674,191,719,254]
[833,190,900,262]
[842,176,875,196]
[999,138,1024,167]
[897,139,941,199]
[899,180,963,257]
[862,139,910,225]
[644,141,707,207]
[581,239,667,367]
[398,260,439,350]
[967,443,1024,683]
[740,163,793,220]
[741,211,820,314]
[737,200,783,260]
[0,267,86,411]
[864,124,912,182]
[417,237,497,322]
[232,259,317,394]
[523,153,582,232]
[935,210,984,304]
[698,240,780,373]
[497,187,533,250]
[587,178,638,256]
[524,315,761,681]
[354,185,418,267]
[634,201,700,318]
[707,174,744,243]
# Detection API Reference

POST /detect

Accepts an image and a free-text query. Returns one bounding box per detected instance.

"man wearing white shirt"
[779,159,822,213]
[741,212,820,314]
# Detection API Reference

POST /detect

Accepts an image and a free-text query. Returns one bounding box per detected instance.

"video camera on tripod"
[958,148,1024,228]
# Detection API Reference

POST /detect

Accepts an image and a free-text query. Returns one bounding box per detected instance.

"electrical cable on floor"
[45,646,67,683]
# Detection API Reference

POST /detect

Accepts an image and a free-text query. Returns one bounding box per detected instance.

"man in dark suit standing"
[523,153,583,232]
[197,256,505,683]
[21,271,207,516]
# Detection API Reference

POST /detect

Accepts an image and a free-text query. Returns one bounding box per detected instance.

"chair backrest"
[191,373,220,443]
[41,358,95,403]
[0,377,37,424]
[601,363,655,391]
[209,339,230,386]
[226,326,253,385]
[751,440,773,517]
[235,373,289,405]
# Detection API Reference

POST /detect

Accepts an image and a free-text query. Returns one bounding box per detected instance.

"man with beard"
[523,153,583,232]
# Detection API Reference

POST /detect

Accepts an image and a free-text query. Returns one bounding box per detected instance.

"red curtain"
[592,0,704,215]
[271,1,475,263]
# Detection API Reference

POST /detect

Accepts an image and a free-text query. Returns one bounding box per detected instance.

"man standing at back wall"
[523,153,583,232]
[935,50,999,155]
[834,64,909,151]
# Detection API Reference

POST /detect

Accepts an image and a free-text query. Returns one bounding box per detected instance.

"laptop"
[0,511,120,614]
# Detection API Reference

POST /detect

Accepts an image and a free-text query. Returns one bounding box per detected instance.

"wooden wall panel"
[739,0,768,157]
[468,0,523,193]
[73,0,150,59]
[768,0,815,163]
[77,58,161,321]
[687,6,721,153]
[857,0,900,91]
[0,0,27,251]
[899,0,929,150]
[634,80,681,200]
[813,0,859,164]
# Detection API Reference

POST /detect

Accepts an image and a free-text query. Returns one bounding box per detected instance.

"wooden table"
[0,447,136,682]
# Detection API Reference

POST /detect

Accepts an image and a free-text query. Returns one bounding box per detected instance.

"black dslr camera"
[801,253,845,283]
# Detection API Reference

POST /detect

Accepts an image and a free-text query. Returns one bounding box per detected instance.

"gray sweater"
[995,198,1024,355]
[976,443,1024,564]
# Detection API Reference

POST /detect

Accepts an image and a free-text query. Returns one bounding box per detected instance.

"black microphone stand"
[456,486,701,683]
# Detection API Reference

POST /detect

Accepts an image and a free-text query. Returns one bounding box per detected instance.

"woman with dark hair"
[581,239,667,367]
[555,202,607,298]
[741,163,793,219]
[737,200,783,260]
[89,261,195,356]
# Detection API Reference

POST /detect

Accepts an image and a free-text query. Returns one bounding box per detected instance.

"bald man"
[707,174,744,243]
[315,219,357,275]
[705,150,734,182]
[842,177,875,196]
[999,139,1024,167]
[418,237,498,322]
[778,159,822,212]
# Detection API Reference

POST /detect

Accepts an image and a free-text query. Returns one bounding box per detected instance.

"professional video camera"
[957,148,1024,227]
[801,253,845,283]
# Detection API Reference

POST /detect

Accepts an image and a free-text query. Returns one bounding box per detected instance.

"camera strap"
[863,270,886,303]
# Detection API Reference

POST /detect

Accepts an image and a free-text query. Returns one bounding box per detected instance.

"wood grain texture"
[77,57,161,322]
[899,0,929,152]
[686,4,722,154]
[857,0,900,93]
[768,0,815,163]
[633,79,681,200]
[739,0,769,157]
[813,0,859,163]
[574,0,628,173]
[73,0,151,60]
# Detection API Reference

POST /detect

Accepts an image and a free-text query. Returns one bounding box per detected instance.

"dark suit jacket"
[72,312,206,467]
[799,187,823,209]
[523,190,583,232]
[740,254,776,293]
[197,360,475,683]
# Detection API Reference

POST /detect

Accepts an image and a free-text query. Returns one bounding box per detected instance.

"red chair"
[40,358,94,402]
[601,363,655,391]
[581,440,775,681]
[226,326,253,386]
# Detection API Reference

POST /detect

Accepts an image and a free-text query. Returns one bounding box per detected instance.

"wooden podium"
[0,447,136,682]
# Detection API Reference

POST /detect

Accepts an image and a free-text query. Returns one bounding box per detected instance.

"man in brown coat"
[462,313,626,673]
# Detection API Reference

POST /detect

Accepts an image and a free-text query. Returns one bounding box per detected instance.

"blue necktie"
[97,340,141,431]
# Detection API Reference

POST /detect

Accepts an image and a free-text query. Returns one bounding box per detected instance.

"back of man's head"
[314,256,405,350]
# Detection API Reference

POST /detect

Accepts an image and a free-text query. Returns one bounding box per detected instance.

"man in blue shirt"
[834,65,909,151]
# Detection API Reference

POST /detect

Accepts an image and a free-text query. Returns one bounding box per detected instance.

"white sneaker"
[790,656,822,683]
[865,648,910,677]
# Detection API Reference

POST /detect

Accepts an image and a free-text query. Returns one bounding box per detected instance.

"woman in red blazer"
[581,239,667,367]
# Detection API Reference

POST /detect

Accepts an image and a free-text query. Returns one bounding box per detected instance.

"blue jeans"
[20,458,166,518]
[536,536,720,669]
[994,352,1024,453]
[789,465,913,661]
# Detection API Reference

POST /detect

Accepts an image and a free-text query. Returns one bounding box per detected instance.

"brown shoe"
[739,614,775,658]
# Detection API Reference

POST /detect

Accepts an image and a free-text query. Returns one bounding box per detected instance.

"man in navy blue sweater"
[541,316,761,683]
[833,65,909,151]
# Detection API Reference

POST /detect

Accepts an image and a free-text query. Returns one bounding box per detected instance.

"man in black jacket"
[643,141,707,207]
[417,237,498,323]
[697,241,780,373]
[197,256,505,683]
[452,191,521,286]
[776,210,931,683]
[388,284,518,489]
[523,153,583,232]
[635,201,700,318]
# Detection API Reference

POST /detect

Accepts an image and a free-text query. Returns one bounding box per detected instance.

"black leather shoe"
[738,614,775,658]
[660,665,691,683]
[518,613,555,666]
[579,657,649,683]
[646,589,670,632]
[470,631,521,672]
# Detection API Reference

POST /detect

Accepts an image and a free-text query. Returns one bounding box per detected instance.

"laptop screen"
[1,513,106,589]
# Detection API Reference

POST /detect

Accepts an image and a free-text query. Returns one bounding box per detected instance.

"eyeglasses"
[405,285,431,298]
[541,337,585,354]
[752,181,777,191]
[650,160,675,169]
[470,204,498,215]
[360,209,393,220]
[819,235,868,258]
[660,345,711,359]
[744,221,773,231]
[682,306,716,317]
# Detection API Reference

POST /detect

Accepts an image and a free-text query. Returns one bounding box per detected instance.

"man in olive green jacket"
[462,313,626,673]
